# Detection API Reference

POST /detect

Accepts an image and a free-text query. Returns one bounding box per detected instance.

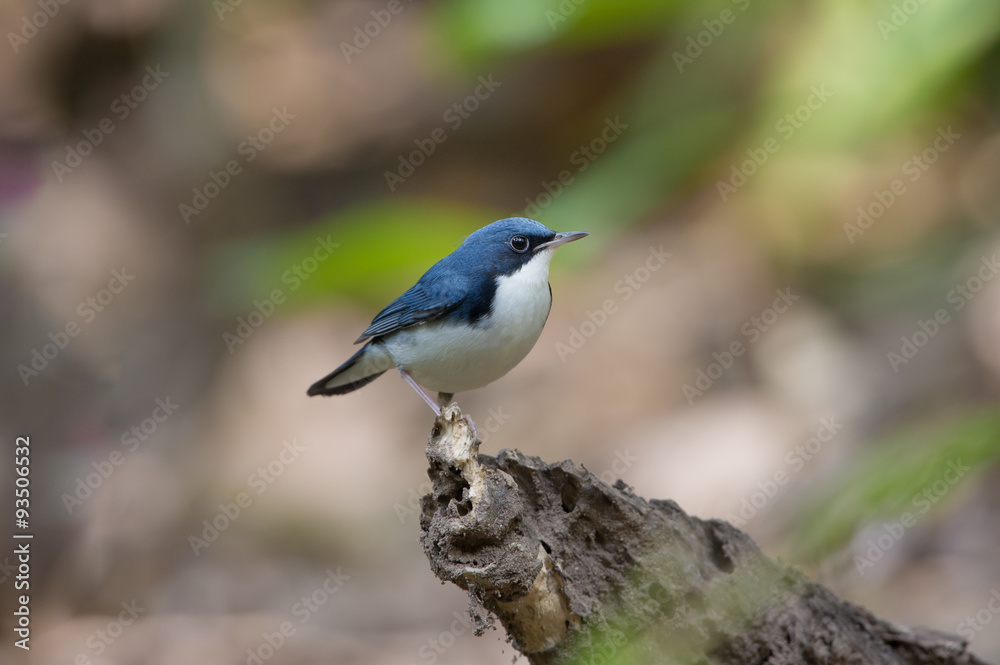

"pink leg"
[398,368,441,416]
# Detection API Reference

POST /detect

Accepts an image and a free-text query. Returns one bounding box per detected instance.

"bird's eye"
[509,235,529,253]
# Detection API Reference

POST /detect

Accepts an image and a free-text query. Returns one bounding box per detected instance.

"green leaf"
[209,199,501,315]
[786,409,1000,563]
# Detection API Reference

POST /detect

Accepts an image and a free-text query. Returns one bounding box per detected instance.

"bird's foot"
[398,375,480,437]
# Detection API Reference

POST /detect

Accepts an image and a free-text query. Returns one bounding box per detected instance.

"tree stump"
[419,406,986,665]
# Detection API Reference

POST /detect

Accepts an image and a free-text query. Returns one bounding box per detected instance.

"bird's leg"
[398,368,441,416]
[397,371,478,436]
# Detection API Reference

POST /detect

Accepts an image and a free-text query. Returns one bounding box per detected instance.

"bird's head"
[460,217,588,278]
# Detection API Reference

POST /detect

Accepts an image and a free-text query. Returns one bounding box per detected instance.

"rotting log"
[419,406,987,665]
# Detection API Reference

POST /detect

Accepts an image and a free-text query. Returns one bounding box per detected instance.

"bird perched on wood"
[307,217,587,414]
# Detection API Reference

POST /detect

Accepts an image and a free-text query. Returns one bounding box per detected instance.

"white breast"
[383,249,556,393]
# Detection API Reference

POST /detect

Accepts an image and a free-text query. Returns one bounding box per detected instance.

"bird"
[307,217,588,415]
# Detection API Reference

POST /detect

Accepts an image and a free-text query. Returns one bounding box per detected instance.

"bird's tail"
[307,342,394,397]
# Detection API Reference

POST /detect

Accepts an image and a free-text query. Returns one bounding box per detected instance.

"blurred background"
[2,0,1000,662]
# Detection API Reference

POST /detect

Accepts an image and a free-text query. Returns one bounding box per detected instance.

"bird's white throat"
[490,247,556,327]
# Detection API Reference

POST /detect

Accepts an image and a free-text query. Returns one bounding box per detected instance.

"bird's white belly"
[383,251,555,393]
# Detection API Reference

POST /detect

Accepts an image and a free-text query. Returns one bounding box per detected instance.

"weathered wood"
[419,407,987,665]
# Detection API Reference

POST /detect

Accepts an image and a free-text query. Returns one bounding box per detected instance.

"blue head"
[454,217,588,279]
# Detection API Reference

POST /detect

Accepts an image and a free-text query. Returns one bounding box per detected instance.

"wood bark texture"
[418,407,987,665]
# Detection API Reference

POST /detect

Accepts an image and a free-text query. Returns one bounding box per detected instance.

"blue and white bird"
[307,218,587,414]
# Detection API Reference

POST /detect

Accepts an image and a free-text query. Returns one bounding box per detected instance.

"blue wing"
[354,269,469,343]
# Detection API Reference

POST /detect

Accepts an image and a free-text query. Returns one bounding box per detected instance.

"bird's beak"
[535,231,589,251]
